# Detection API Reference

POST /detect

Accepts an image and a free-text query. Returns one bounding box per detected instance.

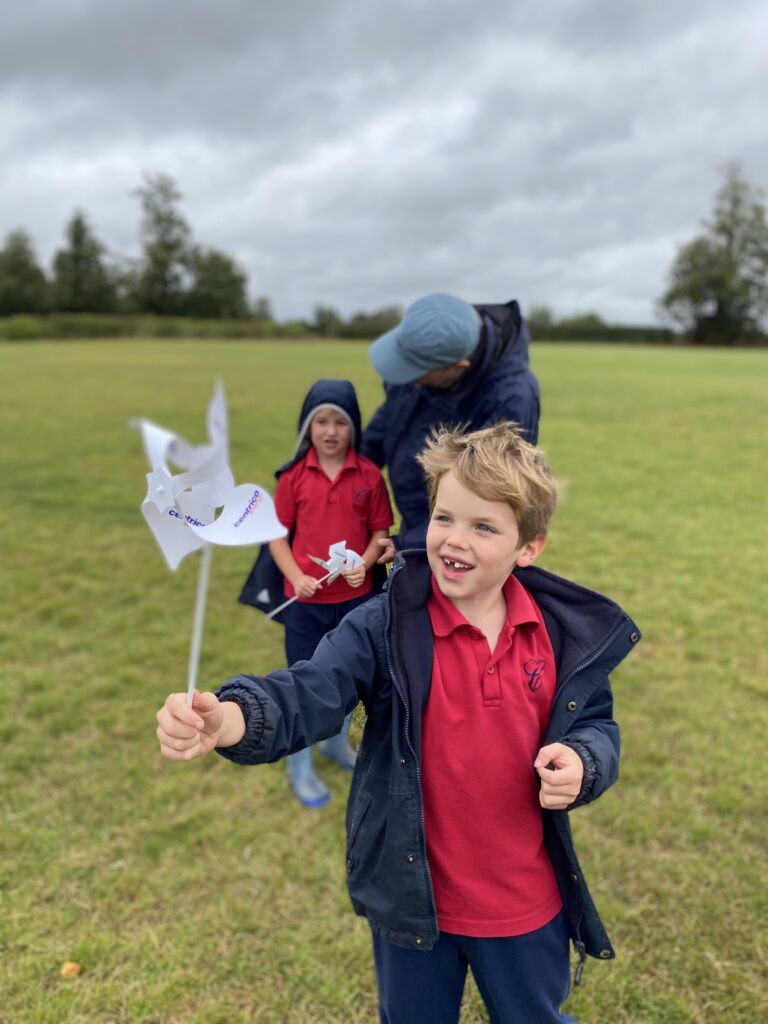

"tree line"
[0,166,765,344]
[0,175,254,320]
[0,172,404,338]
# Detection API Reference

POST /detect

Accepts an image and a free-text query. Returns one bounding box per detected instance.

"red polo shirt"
[422,573,562,936]
[274,446,393,603]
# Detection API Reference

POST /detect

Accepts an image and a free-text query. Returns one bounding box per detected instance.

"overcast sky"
[1,0,765,325]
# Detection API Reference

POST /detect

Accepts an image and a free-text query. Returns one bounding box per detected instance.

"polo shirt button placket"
[483,661,501,707]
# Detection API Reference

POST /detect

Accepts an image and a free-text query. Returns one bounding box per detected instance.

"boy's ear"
[514,535,546,568]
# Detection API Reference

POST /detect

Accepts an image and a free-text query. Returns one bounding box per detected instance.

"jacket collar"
[389,550,633,689]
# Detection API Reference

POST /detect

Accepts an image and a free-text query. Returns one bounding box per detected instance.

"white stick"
[266,570,333,621]
[186,543,213,706]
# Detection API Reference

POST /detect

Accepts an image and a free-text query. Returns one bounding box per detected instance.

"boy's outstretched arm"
[534,743,584,810]
[156,691,245,761]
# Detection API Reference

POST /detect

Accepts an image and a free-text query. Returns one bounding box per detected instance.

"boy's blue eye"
[475,523,495,533]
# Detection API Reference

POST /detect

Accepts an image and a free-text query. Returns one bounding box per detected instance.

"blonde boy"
[156,423,640,1023]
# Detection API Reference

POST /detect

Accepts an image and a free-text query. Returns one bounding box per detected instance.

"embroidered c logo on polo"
[523,658,546,692]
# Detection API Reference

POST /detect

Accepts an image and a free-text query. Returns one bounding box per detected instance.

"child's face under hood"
[291,379,363,462]
[309,407,353,460]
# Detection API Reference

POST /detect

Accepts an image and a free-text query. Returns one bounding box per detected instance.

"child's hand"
[293,574,321,598]
[342,563,367,588]
[373,537,396,565]
[156,691,224,761]
[534,743,584,809]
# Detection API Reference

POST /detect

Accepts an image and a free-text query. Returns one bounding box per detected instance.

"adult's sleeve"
[360,402,388,467]
[482,376,540,446]
[368,471,394,532]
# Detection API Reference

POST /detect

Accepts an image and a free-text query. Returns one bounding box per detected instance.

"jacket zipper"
[552,617,629,707]
[382,561,438,940]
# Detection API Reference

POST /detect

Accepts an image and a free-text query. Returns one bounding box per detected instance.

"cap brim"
[369,327,429,385]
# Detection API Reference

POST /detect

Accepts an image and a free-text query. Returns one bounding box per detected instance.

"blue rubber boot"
[287,747,330,809]
[318,714,357,772]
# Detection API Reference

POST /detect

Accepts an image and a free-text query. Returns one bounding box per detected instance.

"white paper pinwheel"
[266,540,365,621]
[132,381,286,571]
[131,381,287,702]
[308,540,365,584]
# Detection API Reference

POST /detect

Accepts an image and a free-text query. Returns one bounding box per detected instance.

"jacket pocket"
[346,792,372,872]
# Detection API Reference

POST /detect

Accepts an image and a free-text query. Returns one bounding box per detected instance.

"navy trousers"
[283,591,371,665]
[283,593,371,781]
[372,912,577,1024]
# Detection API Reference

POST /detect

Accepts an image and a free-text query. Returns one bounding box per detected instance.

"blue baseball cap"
[369,293,481,385]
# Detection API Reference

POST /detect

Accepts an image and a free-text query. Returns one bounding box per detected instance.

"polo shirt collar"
[305,445,359,473]
[429,573,540,638]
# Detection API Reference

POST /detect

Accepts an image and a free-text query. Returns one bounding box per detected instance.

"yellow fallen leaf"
[60,961,81,979]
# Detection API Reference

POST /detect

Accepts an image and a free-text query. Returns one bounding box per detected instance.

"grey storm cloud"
[1,0,766,323]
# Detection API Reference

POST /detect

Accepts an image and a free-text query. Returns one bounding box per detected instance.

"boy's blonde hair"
[417,422,559,545]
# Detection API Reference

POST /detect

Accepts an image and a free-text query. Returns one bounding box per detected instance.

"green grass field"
[1,339,766,1023]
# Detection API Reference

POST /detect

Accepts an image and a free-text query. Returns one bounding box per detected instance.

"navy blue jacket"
[360,301,540,549]
[217,552,640,962]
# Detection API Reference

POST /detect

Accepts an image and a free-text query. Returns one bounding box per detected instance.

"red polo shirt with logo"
[421,573,563,936]
[274,446,393,603]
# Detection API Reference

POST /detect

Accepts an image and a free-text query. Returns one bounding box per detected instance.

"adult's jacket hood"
[450,300,531,400]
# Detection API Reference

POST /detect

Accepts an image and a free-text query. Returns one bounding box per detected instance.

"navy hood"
[446,300,530,399]
[277,379,362,477]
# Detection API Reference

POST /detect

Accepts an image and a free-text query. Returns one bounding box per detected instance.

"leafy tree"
[134,173,191,315]
[659,164,768,344]
[185,246,249,319]
[51,210,116,313]
[0,229,49,315]
[342,305,402,339]
[252,296,273,320]
[313,304,343,337]
[526,304,555,334]
[108,257,143,314]
[558,312,606,332]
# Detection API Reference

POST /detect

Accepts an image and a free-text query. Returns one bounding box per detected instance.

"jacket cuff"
[563,740,597,807]
[214,684,266,763]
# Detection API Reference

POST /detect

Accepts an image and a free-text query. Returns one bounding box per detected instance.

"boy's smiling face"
[426,470,545,612]
[310,408,352,459]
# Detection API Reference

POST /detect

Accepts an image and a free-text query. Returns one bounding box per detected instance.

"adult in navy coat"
[361,293,540,553]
